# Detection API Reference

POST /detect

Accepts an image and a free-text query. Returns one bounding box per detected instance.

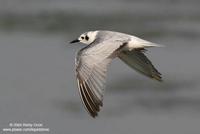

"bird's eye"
[81,36,84,39]
[85,35,89,41]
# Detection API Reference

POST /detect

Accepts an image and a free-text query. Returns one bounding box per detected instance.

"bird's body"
[70,30,163,117]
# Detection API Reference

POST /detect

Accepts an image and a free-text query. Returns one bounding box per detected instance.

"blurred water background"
[0,0,200,134]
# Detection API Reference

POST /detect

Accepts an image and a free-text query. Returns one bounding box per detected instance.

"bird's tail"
[119,50,162,82]
[142,42,164,48]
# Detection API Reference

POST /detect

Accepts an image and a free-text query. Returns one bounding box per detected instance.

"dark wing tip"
[152,73,163,82]
[150,62,163,82]
[77,75,102,118]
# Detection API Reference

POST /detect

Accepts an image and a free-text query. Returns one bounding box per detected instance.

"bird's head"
[70,31,98,45]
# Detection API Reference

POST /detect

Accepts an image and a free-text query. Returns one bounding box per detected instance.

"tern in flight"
[70,30,163,117]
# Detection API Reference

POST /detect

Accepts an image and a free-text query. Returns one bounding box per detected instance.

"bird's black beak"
[70,39,80,44]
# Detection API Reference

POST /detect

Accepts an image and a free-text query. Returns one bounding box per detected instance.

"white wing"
[75,39,125,117]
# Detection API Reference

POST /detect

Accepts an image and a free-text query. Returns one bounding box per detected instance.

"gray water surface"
[0,0,200,134]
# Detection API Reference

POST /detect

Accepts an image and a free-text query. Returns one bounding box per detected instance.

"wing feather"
[75,39,124,117]
[119,49,162,81]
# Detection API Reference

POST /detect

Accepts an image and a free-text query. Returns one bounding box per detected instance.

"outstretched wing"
[119,49,162,81]
[75,40,125,117]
